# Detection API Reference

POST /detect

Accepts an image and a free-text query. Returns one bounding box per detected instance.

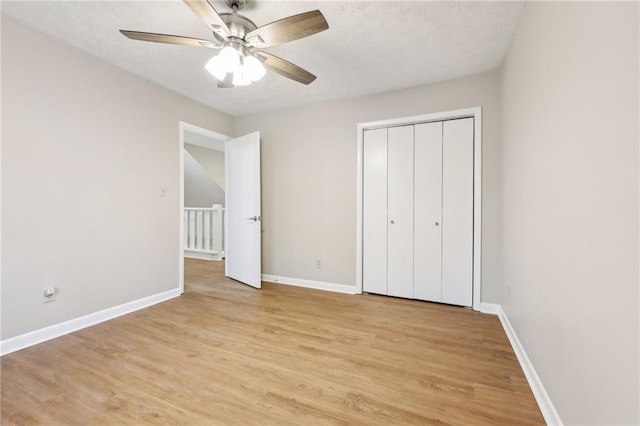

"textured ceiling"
[1,1,525,117]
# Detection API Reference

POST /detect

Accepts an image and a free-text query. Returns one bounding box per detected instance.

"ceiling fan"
[120,0,329,88]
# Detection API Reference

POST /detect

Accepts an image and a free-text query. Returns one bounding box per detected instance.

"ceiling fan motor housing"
[219,13,257,40]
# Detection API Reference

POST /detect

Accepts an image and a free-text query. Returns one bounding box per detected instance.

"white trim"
[180,122,231,146]
[358,108,482,130]
[472,112,482,311]
[356,107,483,310]
[355,123,364,298]
[184,250,223,261]
[483,304,563,426]
[261,274,358,295]
[0,288,181,356]
[479,302,501,315]
[178,121,231,294]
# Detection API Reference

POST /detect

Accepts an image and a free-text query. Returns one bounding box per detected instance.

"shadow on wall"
[184,145,225,207]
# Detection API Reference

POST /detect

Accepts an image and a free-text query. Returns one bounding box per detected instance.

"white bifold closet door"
[413,122,443,302]
[413,118,474,306]
[387,125,414,298]
[362,117,473,307]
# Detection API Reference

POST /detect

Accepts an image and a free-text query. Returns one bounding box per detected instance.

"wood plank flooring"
[1,259,544,425]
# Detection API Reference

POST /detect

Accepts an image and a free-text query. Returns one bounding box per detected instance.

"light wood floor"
[1,259,544,425]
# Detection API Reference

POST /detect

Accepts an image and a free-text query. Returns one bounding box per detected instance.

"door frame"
[355,107,483,311]
[178,121,231,294]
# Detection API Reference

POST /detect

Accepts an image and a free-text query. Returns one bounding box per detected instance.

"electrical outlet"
[43,287,56,303]
[315,259,322,269]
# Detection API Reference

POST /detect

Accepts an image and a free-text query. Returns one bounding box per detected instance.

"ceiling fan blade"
[255,52,316,85]
[245,10,328,48]
[183,0,231,37]
[120,30,221,49]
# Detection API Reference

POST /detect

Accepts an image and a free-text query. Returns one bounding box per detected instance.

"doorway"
[178,123,263,293]
[178,122,230,294]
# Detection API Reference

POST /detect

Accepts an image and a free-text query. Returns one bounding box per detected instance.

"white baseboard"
[482,304,563,426]
[0,287,181,356]
[261,274,357,295]
[479,302,501,315]
[184,250,222,261]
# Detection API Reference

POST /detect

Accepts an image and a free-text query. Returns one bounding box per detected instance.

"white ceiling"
[1,1,525,117]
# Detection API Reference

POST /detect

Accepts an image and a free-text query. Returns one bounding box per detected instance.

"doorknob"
[247,216,261,222]
[435,222,439,226]
[390,220,395,224]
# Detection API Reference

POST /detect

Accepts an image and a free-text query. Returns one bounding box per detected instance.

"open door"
[225,132,261,288]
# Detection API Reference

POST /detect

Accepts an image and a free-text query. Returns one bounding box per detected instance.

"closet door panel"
[414,122,443,302]
[442,118,474,307]
[387,125,414,298]
[363,128,388,295]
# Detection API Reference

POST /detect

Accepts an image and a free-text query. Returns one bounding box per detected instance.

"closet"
[362,117,474,307]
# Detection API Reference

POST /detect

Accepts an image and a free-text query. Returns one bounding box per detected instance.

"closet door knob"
[390,220,395,224]
[435,222,439,226]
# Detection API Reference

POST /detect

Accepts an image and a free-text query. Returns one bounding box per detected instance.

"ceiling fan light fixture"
[218,45,240,71]
[205,55,228,81]
[207,47,266,86]
[244,55,266,81]
[232,69,252,86]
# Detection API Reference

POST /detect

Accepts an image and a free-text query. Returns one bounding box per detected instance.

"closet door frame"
[356,107,483,311]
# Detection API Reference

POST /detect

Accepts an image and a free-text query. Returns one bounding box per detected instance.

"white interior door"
[225,131,261,289]
[363,128,388,295]
[387,125,414,298]
[442,118,474,306]
[414,121,443,302]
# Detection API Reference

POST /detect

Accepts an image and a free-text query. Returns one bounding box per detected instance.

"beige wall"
[234,70,502,302]
[185,144,226,190]
[501,2,639,424]
[1,16,233,339]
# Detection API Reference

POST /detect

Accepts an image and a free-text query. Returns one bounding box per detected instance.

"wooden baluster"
[221,207,225,255]
[189,210,196,250]
[212,204,223,255]
[196,210,203,250]
[204,210,211,251]
[183,212,188,248]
